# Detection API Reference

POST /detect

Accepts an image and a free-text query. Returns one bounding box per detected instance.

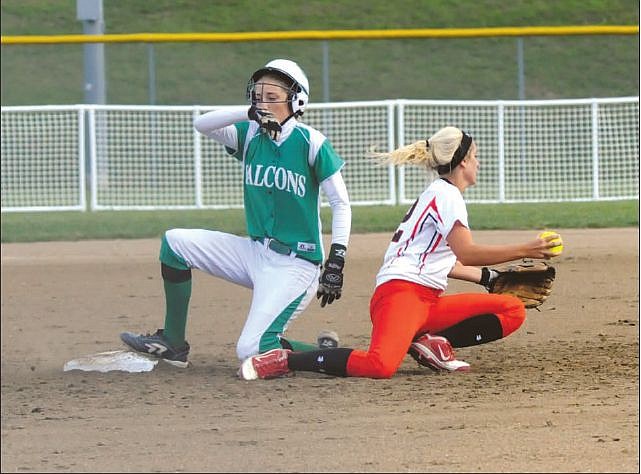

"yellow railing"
[2,25,638,45]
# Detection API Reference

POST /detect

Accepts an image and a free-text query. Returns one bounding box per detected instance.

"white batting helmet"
[246,59,310,116]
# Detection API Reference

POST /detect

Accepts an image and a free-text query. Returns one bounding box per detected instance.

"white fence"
[1,97,638,212]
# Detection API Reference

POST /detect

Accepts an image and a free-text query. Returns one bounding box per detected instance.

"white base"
[63,350,159,373]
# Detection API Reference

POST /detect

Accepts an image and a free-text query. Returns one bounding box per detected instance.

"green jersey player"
[120,59,352,368]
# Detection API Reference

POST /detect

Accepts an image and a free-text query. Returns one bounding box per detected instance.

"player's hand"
[248,105,282,141]
[317,244,347,308]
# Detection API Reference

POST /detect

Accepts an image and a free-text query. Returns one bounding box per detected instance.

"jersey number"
[391,199,418,243]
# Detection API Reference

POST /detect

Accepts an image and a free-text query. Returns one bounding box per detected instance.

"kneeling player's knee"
[236,333,279,361]
[236,339,254,361]
[500,296,526,337]
[367,355,397,379]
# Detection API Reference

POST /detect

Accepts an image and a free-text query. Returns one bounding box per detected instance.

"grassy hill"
[1,0,639,105]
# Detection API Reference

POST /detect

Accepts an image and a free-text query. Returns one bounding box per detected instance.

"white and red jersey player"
[377,178,467,291]
[345,174,527,378]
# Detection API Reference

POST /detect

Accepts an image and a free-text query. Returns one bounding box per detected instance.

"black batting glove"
[317,244,347,308]
[248,105,282,141]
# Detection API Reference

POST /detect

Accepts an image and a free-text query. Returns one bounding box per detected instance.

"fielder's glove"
[317,244,347,308]
[248,105,282,141]
[481,259,556,309]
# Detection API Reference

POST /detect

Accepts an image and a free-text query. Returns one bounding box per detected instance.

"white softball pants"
[165,228,320,360]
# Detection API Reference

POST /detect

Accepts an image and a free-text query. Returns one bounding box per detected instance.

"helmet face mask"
[246,59,309,117]
[247,79,296,107]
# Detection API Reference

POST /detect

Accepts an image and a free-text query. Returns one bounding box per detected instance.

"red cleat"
[409,333,470,372]
[238,348,292,380]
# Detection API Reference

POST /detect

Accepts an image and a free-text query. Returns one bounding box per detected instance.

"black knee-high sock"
[436,313,503,348]
[287,348,353,377]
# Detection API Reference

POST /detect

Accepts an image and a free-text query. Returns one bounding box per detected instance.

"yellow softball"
[538,230,563,256]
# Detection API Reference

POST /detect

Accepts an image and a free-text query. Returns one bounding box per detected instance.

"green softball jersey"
[227,121,344,264]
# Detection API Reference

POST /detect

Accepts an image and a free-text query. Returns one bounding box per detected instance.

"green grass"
[1,0,638,105]
[1,200,637,243]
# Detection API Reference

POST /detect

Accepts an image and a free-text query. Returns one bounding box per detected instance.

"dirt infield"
[1,228,639,473]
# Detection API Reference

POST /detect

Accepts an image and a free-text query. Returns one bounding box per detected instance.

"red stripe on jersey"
[418,233,443,273]
[397,196,443,257]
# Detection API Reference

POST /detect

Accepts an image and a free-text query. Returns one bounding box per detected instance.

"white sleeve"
[440,187,469,237]
[320,172,352,248]
[193,107,249,149]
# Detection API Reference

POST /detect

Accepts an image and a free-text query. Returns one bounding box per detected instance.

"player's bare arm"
[447,222,558,266]
[448,260,482,283]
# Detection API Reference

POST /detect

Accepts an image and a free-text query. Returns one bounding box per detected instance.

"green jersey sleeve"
[313,139,345,182]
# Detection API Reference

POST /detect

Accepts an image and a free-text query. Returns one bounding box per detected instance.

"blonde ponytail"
[371,126,466,175]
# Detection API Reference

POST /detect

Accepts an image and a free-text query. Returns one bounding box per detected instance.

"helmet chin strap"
[280,86,304,125]
[280,99,302,125]
[279,113,298,126]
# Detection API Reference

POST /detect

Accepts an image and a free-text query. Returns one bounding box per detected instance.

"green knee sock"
[163,279,191,347]
[281,338,318,352]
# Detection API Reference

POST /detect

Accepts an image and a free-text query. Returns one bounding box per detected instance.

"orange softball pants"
[346,279,525,378]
